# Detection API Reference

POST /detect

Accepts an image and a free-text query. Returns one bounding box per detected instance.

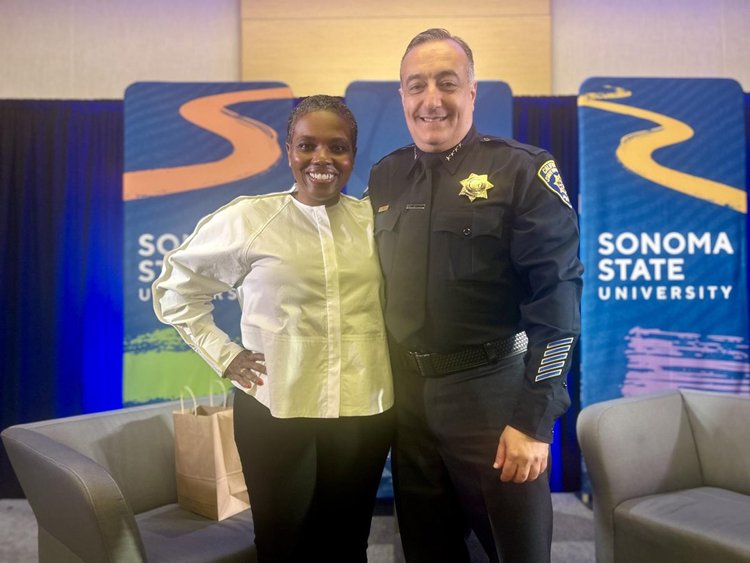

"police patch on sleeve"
[537,160,572,208]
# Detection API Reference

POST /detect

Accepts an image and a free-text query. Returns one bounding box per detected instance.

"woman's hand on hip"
[224,350,266,389]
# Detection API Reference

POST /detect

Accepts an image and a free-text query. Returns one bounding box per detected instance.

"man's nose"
[424,83,442,107]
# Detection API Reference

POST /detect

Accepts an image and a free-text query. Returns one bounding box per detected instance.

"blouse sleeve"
[152,201,253,376]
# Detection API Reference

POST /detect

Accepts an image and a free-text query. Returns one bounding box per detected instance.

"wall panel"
[241,0,551,96]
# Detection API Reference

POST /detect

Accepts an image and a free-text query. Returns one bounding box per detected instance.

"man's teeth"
[309,172,335,181]
[421,116,447,122]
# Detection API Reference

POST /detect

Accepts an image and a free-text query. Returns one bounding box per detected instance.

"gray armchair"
[577,388,750,563]
[1,399,256,562]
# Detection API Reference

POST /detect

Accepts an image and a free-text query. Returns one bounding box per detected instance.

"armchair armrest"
[2,426,147,562]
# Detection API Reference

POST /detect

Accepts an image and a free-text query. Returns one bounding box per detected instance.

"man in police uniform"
[366,29,583,562]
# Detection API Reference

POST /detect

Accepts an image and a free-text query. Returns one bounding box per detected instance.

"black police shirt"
[367,127,584,442]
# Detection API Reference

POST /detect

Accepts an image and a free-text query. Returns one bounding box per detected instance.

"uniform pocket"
[374,208,402,276]
[432,209,507,281]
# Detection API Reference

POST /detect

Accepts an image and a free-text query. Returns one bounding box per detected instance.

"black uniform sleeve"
[508,154,583,442]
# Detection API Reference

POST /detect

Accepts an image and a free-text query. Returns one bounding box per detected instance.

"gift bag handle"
[179,381,229,413]
[180,386,199,414]
[208,379,229,408]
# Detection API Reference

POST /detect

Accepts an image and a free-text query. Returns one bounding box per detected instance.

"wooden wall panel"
[241,0,549,18]
[241,0,551,96]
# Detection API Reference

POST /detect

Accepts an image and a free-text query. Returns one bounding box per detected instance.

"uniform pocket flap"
[374,208,402,234]
[433,210,502,238]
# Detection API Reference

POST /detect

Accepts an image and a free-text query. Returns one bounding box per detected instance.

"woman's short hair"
[286,95,358,153]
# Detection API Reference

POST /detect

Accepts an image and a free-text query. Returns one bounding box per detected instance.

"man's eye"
[407,84,425,94]
[331,145,350,154]
[440,82,457,90]
[297,143,314,151]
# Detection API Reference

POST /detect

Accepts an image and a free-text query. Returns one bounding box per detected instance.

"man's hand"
[493,425,549,483]
[223,350,267,389]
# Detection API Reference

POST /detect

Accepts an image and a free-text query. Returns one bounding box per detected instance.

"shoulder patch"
[537,160,572,208]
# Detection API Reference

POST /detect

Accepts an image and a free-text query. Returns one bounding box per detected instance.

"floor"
[0,493,595,563]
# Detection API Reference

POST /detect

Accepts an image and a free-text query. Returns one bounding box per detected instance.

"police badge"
[459,173,494,202]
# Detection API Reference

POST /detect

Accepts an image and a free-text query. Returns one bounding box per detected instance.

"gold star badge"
[459,173,494,202]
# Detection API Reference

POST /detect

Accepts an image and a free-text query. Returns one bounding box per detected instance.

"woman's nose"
[312,147,331,162]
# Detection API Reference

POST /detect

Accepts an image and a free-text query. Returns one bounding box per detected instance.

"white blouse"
[152,188,393,418]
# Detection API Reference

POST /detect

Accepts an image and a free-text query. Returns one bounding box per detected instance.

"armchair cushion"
[137,504,254,562]
[615,487,750,563]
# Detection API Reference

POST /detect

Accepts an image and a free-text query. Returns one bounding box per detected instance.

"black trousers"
[390,351,553,563]
[233,390,394,563]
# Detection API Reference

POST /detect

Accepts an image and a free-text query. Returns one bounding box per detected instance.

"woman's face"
[286,110,354,207]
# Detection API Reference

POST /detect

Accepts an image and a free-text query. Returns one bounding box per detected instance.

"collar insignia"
[446,142,463,161]
[414,142,463,162]
[459,173,494,202]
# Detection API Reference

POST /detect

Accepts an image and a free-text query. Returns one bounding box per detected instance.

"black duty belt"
[402,332,528,378]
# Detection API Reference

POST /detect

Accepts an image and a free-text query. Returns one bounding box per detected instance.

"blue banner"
[345,80,513,197]
[123,82,295,404]
[579,77,749,407]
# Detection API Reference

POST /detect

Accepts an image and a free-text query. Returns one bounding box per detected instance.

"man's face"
[400,39,477,153]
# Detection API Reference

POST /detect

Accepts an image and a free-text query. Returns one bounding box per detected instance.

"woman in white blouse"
[153,95,394,562]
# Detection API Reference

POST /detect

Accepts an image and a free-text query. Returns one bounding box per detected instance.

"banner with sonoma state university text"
[123,82,295,405]
[578,77,749,409]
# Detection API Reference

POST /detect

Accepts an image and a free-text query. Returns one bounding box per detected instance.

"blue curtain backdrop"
[1,95,747,497]
[0,101,124,497]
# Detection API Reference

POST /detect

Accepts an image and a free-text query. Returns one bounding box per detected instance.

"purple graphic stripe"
[622,326,750,396]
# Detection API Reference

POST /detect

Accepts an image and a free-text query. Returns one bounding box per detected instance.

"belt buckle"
[411,352,436,377]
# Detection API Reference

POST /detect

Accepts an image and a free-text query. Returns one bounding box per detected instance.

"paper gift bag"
[173,386,250,520]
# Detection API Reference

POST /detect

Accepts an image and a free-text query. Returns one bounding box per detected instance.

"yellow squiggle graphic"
[579,86,746,214]
[123,86,294,201]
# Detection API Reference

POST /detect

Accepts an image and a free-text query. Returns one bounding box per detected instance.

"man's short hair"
[401,28,475,82]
